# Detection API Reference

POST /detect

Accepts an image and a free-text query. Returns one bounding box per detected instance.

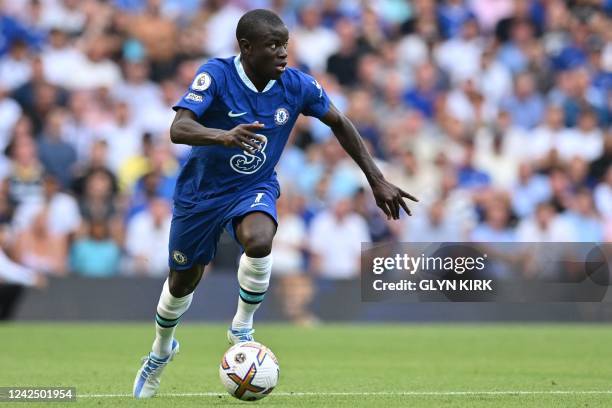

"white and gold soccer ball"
[219,341,279,401]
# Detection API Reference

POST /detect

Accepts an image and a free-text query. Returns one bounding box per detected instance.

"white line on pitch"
[80,390,612,398]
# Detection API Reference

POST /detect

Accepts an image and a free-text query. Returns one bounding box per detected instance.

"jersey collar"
[234,55,276,93]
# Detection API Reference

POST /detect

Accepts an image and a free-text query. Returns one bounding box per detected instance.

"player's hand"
[220,122,266,154]
[370,178,419,220]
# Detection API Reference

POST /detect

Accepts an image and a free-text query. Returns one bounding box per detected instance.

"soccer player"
[133,9,417,398]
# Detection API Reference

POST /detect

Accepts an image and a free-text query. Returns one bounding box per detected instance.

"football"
[219,341,280,401]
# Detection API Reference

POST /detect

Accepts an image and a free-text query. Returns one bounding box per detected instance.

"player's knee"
[168,266,203,297]
[243,235,273,258]
[168,278,193,298]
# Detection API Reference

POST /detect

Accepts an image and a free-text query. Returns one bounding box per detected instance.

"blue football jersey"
[172,56,331,210]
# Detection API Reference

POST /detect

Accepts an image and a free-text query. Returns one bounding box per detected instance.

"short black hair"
[236,9,284,41]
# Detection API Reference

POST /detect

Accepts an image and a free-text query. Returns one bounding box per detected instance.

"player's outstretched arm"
[320,104,419,220]
[170,108,265,154]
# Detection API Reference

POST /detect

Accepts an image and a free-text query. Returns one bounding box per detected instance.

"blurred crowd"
[0,0,610,314]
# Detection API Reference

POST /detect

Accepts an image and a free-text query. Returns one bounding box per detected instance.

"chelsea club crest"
[172,250,188,265]
[274,108,289,126]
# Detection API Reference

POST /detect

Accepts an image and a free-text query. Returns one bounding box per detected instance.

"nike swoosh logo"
[228,110,247,117]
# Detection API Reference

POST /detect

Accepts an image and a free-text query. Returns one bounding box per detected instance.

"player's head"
[236,9,288,80]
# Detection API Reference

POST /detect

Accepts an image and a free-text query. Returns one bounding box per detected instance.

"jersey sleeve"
[299,73,331,119]
[173,61,224,118]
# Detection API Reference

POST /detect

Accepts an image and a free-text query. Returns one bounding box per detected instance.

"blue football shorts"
[168,183,278,270]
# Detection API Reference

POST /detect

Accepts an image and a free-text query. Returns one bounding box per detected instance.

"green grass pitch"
[2,323,612,407]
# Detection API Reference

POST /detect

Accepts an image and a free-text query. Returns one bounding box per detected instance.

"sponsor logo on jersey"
[192,72,211,91]
[230,134,268,174]
[274,108,289,125]
[185,92,203,103]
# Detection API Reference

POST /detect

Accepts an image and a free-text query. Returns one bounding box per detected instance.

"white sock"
[232,253,272,330]
[152,279,193,357]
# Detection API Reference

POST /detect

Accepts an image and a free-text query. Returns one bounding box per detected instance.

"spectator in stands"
[566,157,592,191]
[309,197,370,279]
[37,108,77,188]
[293,5,339,73]
[5,130,44,205]
[353,187,395,242]
[527,104,569,166]
[561,188,604,242]
[196,0,244,58]
[72,139,117,198]
[62,35,122,91]
[403,197,463,241]
[12,174,81,238]
[474,112,523,188]
[272,193,316,325]
[445,75,497,127]
[124,196,171,276]
[112,61,163,123]
[556,109,604,163]
[38,0,86,34]
[70,218,121,277]
[497,17,534,74]
[435,17,482,83]
[374,72,411,132]
[13,208,67,276]
[471,195,516,242]
[435,168,477,233]
[511,162,551,218]
[76,160,124,252]
[386,149,441,202]
[403,61,441,119]
[0,87,21,156]
[502,72,545,129]
[593,165,612,218]
[96,101,143,173]
[118,132,154,192]
[456,141,491,191]
[437,0,474,39]
[41,28,83,88]
[0,178,15,224]
[548,167,574,213]
[0,39,32,92]
[125,1,178,80]
[345,89,382,157]
[397,13,433,75]
[130,142,178,203]
[516,201,571,242]
[0,5,44,57]
[326,18,365,87]
[589,132,611,182]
